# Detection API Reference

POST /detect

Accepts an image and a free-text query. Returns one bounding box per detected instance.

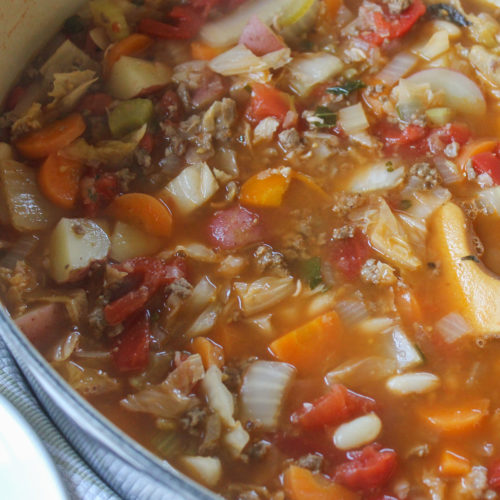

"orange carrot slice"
[190,41,224,61]
[104,33,153,77]
[192,337,224,369]
[439,450,471,476]
[239,169,291,207]
[457,139,497,175]
[420,399,489,433]
[108,193,173,238]
[14,113,86,160]
[284,465,359,500]
[38,153,84,209]
[269,311,343,374]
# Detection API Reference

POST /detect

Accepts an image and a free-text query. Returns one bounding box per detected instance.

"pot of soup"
[2,0,500,498]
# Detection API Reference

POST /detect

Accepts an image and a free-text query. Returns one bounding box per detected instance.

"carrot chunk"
[192,337,224,369]
[439,450,471,476]
[190,41,224,60]
[457,139,497,175]
[420,399,489,433]
[269,311,343,374]
[104,33,153,77]
[14,113,86,159]
[239,169,291,207]
[38,153,84,209]
[284,465,359,500]
[108,193,173,238]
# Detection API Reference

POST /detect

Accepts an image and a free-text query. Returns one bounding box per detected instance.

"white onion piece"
[183,276,217,316]
[477,186,500,215]
[347,161,405,193]
[434,156,462,185]
[390,327,423,370]
[436,312,471,343]
[162,162,219,215]
[0,233,40,269]
[180,456,222,488]
[202,365,235,427]
[338,103,369,134]
[376,52,417,86]
[287,53,344,96]
[415,30,449,60]
[335,299,369,326]
[406,187,451,220]
[405,68,486,116]
[326,356,397,386]
[240,361,295,429]
[235,276,295,316]
[186,304,220,337]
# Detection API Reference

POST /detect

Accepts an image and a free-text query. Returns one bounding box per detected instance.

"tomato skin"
[113,311,150,372]
[104,257,187,325]
[157,90,183,122]
[80,171,120,217]
[246,83,292,124]
[139,6,204,40]
[334,444,398,491]
[362,0,426,45]
[471,152,500,184]
[329,232,371,281]
[488,460,500,490]
[291,384,376,429]
[207,205,264,249]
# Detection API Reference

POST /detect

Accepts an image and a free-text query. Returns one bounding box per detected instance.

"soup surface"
[3,0,500,497]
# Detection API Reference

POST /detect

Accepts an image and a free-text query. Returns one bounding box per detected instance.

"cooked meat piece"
[295,453,323,472]
[360,258,397,286]
[382,0,411,15]
[278,128,301,152]
[408,162,440,190]
[253,245,288,277]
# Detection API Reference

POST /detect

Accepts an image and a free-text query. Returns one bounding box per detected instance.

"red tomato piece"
[334,444,398,491]
[104,257,187,325]
[80,171,120,217]
[291,384,376,429]
[139,6,205,40]
[329,231,372,281]
[157,89,183,122]
[138,132,154,154]
[471,152,500,184]
[77,93,113,116]
[113,311,151,372]
[246,83,292,124]
[488,460,500,490]
[207,205,264,249]
[362,0,426,45]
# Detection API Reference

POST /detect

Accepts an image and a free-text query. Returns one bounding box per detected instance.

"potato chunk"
[49,218,110,283]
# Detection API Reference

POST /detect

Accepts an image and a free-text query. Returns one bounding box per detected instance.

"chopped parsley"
[386,161,394,172]
[314,106,337,128]
[243,84,252,93]
[400,199,412,210]
[461,255,480,263]
[327,80,366,96]
[300,257,323,289]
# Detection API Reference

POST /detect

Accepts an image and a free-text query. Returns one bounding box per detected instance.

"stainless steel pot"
[0,2,216,498]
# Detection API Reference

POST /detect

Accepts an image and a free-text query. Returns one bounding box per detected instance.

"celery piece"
[89,0,130,41]
[425,107,453,126]
[108,99,153,138]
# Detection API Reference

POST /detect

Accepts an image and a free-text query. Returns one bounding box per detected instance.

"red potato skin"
[15,303,66,346]
[239,15,285,56]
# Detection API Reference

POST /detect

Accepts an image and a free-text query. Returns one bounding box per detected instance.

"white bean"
[386,372,440,396]
[333,413,382,451]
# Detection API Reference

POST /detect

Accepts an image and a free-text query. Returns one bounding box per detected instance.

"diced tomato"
[438,123,471,146]
[5,86,26,111]
[471,152,500,184]
[329,231,372,281]
[362,0,426,46]
[246,83,292,124]
[80,171,120,217]
[138,132,154,154]
[139,6,205,40]
[239,15,285,56]
[334,444,398,491]
[112,311,151,372]
[191,74,228,110]
[291,384,376,429]
[488,460,500,490]
[207,205,264,249]
[104,256,187,325]
[77,93,113,116]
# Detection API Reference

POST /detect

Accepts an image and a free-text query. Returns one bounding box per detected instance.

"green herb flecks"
[400,199,412,210]
[386,161,394,172]
[314,106,337,128]
[327,80,366,96]
[301,256,323,289]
